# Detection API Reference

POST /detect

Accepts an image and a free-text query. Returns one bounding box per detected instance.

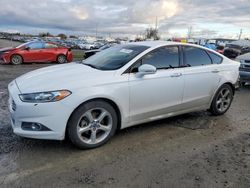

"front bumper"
[8,81,72,140]
[0,56,8,64]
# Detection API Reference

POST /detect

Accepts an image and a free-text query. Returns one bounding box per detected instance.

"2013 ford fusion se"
[8,41,240,149]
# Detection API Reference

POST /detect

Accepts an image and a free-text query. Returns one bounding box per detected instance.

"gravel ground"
[0,41,250,187]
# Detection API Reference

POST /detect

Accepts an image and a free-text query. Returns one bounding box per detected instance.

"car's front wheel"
[11,54,23,65]
[210,84,233,115]
[67,100,118,149]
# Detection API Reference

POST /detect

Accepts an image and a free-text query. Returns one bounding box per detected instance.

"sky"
[0,0,250,39]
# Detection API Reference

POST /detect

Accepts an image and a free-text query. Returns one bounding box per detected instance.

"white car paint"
[8,41,240,140]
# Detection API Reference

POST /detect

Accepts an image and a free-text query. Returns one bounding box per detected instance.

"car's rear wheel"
[67,100,118,149]
[57,54,67,64]
[11,54,23,65]
[210,84,233,115]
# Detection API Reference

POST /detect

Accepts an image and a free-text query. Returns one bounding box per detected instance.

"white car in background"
[8,41,240,149]
[78,43,95,50]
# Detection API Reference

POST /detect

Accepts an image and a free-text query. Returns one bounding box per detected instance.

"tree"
[39,32,52,37]
[145,27,160,40]
[69,35,77,38]
[57,33,67,39]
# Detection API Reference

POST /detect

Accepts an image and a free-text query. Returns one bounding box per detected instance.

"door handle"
[211,69,220,73]
[170,73,182,77]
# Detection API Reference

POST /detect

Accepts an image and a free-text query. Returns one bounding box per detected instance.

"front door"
[128,46,184,124]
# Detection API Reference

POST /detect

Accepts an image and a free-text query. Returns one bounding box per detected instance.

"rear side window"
[207,51,223,64]
[141,46,179,69]
[183,46,212,66]
[45,43,58,49]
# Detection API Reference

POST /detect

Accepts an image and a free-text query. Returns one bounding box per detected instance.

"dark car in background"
[223,44,242,58]
[236,53,250,85]
[0,41,73,65]
[223,40,250,58]
[83,43,117,59]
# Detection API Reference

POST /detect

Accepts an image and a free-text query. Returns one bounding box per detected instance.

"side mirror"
[25,47,30,50]
[137,64,156,76]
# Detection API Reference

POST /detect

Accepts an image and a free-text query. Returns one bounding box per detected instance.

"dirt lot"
[1,43,250,188]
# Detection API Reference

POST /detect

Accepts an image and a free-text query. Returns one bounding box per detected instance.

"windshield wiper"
[82,63,98,69]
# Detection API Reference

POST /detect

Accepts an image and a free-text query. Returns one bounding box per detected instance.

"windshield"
[16,41,34,48]
[82,44,149,70]
[225,44,241,49]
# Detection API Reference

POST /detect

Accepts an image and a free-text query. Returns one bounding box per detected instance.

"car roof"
[128,41,178,47]
[128,40,199,48]
[127,40,225,58]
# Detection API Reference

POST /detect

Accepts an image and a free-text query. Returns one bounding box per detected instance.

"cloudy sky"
[0,0,250,39]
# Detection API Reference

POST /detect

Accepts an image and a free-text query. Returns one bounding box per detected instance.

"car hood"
[236,52,250,60]
[15,62,115,93]
[0,47,16,52]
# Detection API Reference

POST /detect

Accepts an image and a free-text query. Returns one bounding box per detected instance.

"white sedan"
[8,41,240,149]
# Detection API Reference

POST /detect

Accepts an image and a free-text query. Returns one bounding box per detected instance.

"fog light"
[21,122,51,131]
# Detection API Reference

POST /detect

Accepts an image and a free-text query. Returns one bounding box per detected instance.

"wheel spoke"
[97,111,107,122]
[223,90,230,98]
[224,98,231,104]
[99,124,111,131]
[90,130,97,143]
[78,125,91,134]
[85,111,94,122]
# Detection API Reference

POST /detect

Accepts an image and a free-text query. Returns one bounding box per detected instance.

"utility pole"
[187,26,192,39]
[95,23,98,38]
[239,29,242,40]
[155,16,158,30]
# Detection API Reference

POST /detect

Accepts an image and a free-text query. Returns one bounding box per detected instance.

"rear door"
[128,46,185,124]
[42,43,59,62]
[181,45,221,109]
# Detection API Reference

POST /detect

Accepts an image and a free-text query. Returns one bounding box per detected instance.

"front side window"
[28,42,44,49]
[141,46,179,69]
[183,46,212,66]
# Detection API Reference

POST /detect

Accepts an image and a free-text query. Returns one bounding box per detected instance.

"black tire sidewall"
[68,100,118,149]
[210,84,233,115]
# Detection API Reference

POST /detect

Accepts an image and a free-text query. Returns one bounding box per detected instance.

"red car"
[0,41,73,65]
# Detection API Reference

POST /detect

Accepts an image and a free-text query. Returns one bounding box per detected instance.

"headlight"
[19,90,71,103]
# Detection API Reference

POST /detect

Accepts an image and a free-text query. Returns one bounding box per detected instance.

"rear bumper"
[67,52,73,62]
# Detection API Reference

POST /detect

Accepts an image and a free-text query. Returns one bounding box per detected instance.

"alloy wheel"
[76,108,113,144]
[58,55,66,63]
[216,88,232,113]
[11,55,22,65]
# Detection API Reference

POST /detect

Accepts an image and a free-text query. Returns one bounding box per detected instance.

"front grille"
[245,60,250,64]
[240,67,250,72]
[11,99,16,111]
[245,65,250,68]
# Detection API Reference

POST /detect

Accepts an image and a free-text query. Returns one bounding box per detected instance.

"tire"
[57,54,67,64]
[210,84,233,116]
[67,100,118,149]
[241,82,246,86]
[10,54,23,65]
